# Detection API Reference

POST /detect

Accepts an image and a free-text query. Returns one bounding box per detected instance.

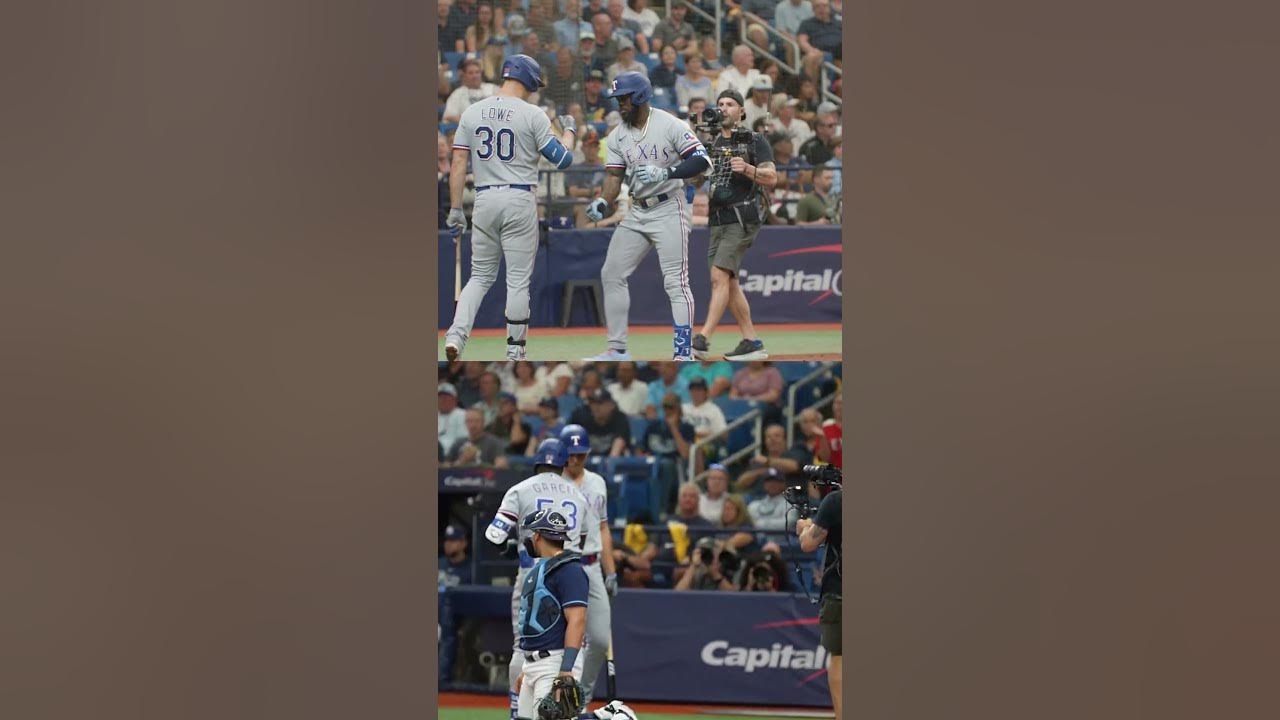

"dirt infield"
[437,323,841,362]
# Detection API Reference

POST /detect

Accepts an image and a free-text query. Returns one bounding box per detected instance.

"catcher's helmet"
[604,71,652,105]
[559,424,591,455]
[533,437,568,468]
[501,53,547,92]
[522,507,571,543]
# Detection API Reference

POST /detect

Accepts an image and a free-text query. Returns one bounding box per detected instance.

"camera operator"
[691,89,777,362]
[673,537,736,592]
[795,477,842,717]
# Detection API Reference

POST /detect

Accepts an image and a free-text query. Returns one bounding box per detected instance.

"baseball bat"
[605,629,617,701]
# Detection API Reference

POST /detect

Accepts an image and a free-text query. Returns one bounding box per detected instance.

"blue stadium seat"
[777,361,823,384]
[713,396,759,423]
[628,416,649,447]
[650,87,676,111]
[440,122,459,135]
[556,394,582,420]
[606,456,659,522]
[506,454,534,476]
[639,53,659,72]
[726,420,757,456]
[442,51,465,69]
[524,414,544,438]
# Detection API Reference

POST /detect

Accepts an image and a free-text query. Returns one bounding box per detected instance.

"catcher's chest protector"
[517,551,582,641]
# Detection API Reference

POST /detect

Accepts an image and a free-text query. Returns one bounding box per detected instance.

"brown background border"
[4,1,1278,719]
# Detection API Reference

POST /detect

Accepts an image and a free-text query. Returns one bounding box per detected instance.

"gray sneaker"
[692,333,710,360]
[723,338,768,361]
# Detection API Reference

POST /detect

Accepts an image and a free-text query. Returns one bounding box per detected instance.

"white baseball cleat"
[444,343,461,361]
[672,352,695,362]
[583,349,632,361]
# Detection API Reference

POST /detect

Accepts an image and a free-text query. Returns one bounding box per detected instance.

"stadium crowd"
[438,360,842,593]
[438,0,843,228]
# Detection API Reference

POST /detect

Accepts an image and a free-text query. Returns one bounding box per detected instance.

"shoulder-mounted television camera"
[783,464,843,519]
[695,106,754,145]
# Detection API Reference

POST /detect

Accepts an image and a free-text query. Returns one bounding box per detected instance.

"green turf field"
[439,711,777,720]
[439,326,840,362]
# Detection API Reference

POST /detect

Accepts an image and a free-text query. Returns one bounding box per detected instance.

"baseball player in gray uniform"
[558,424,616,710]
[446,54,576,361]
[583,72,712,362]
[485,438,598,720]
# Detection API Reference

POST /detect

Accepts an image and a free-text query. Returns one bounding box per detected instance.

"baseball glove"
[537,675,585,720]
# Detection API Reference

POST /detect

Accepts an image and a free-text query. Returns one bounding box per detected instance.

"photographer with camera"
[690,89,778,362]
[674,537,736,592]
[794,465,843,718]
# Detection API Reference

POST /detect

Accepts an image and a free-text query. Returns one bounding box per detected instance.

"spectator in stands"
[606,0,649,53]
[606,361,649,416]
[671,481,715,527]
[698,37,726,77]
[729,0,773,52]
[675,55,715,112]
[718,45,762,98]
[446,408,510,467]
[543,47,580,113]
[442,59,497,123]
[645,361,692,419]
[582,68,618,122]
[444,0,478,53]
[454,361,485,407]
[794,76,821,124]
[526,397,566,453]
[747,468,791,530]
[798,0,842,79]
[624,0,661,37]
[543,361,576,399]
[465,1,501,52]
[511,361,544,414]
[674,536,736,591]
[735,423,808,492]
[690,190,710,227]
[579,367,606,400]
[798,108,838,165]
[651,3,696,59]
[439,1,456,52]
[769,134,808,196]
[480,35,510,83]
[730,361,783,403]
[771,96,814,149]
[826,135,842,196]
[795,166,840,225]
[589,12,621,70]
[489,392,531,454]
[744,76,773,129]
[579,389,631,457]
[438,383,469,454]
[649,44,680,94]
[795,406,833,463]
[686,97,710,140]
[718,495,761,557]
[823,393,843,467]
[683,377,727,447]
[471,370,502,424]
[698,464,732,523]
[606,36,648,83]
[682,360,734,397]
[584,0,606,18]
[612,526,660,588]
[439,523,473,588]
[640,393,695,511]
[518,27,554,71]
[525,0,555,45]
[775,0,814,41]
[553,3,589,48]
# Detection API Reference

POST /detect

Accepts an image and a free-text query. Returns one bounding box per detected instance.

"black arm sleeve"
[668,149,712,179]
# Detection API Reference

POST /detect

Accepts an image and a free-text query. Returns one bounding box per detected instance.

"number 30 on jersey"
[474,126,515,162]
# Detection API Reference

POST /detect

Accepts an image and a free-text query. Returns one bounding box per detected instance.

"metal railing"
[687,407,763,484]
[738,11,802,76]
[784,361,838,446]
[820,61,842,106]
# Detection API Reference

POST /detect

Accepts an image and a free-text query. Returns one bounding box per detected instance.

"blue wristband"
[560,647,580,673]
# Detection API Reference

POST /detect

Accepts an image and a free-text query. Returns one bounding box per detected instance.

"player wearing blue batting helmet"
[559,424,590,455]
[500,53,547,94]
[533,437,568,470]
[604,71,652,126]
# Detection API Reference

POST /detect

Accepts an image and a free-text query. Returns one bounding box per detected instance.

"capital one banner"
[438,228,842,329]
[608,590,831,707]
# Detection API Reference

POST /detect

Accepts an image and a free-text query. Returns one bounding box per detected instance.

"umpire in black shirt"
[797,486,842,717]
[692,89,778,362]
